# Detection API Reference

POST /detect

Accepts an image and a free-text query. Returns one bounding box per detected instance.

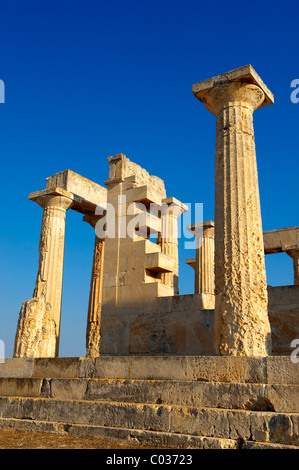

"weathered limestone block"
[107,153,166,199]
[268,285,299,353]
[193,65,273,356]
[46,169,107,214]
[14,298,56,358]
[264,226,299,254]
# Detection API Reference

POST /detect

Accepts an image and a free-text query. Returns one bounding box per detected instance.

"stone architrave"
[14,191,73,358]
[193,65,273,356]
[84,214,105,358]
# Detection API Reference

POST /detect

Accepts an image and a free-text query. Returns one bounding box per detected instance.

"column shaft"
[14,194,72,358]
[35,196,72,355]
[213,92,271,355]
[86,235,105,357]
[160,210,179,294]
[193,69,274,356]
[195,222,215,295]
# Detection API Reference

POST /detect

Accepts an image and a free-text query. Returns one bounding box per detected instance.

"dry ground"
[0,428,174,449]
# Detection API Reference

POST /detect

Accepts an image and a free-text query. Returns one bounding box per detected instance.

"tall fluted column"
[84,215,105,357]
[194,221,215,295]
[187,221,215,309]
[193,66,273,356]
[34,195,73,333]
[14,192,73,358]
[287,250,299,286]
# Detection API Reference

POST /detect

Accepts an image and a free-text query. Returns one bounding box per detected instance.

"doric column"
[189,221,215,295]
[14,191,73,357]
[287,249,299,286]
[84,215,105,357]
[193,65,273,356]
[159,198,187,295]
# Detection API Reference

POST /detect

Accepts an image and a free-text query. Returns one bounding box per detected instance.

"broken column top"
[192,64,274,108]
[105,153,166,198]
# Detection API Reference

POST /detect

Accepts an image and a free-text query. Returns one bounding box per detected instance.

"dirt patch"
[0,428,174,449]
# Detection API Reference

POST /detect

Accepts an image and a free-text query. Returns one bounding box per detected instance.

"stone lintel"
[192,64,274,108]
[46,170,107,208]
[264,227,299,254]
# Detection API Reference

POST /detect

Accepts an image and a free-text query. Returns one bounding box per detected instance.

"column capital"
[29,188,73,211]
[188,220,215,239]
[162,197,188,211]
[192,64,274,115]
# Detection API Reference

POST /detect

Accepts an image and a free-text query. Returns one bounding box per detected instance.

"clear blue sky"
[0,0,298,357]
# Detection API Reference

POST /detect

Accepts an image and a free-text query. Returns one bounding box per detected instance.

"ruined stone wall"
[268,285,299,354]
[100,294,215,355]
[99,286,299,356]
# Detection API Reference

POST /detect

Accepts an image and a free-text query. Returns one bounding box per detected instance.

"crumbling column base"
[14,297,56,358]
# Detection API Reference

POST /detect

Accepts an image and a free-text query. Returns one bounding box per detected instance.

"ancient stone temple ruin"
[1,65,299,449]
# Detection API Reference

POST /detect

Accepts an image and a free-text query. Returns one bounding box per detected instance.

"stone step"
[0,417,239,449]
[0,396,298,446]
[0,416,297,449]
[0,356,297,384]
[0,377,298,413]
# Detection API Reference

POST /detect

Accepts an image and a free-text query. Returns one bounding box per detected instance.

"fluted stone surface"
[159,199,185,295]
[14,194,73,358]
[86,235,105,357]
[193,68,273,356]
[195,221,215,296]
